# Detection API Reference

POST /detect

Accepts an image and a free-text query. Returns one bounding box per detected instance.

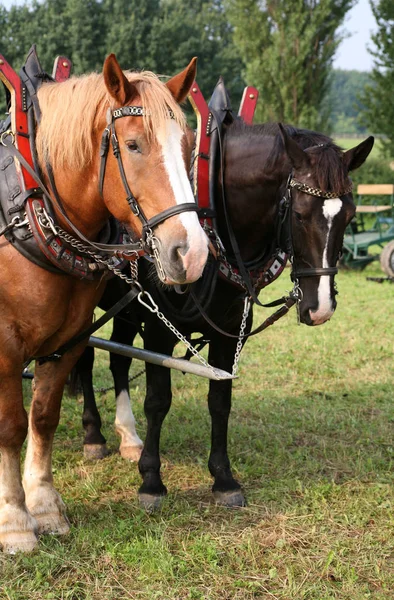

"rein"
[188,165,347,341]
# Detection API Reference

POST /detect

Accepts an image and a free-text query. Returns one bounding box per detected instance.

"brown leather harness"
[0,46,198,280]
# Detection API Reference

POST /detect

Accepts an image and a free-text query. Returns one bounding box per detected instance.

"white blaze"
[310,198,342,325]
[157,121,208,276]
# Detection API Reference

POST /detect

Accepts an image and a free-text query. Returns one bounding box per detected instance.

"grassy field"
[1,261,394,599]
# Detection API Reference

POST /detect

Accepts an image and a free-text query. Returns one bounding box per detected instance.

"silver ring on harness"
[0,130,15,147]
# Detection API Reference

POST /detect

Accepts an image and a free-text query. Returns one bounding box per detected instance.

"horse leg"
[0,374,38,553]
[110,316,143,461]
[207,335,246,507]
[23,349,85,536]
[138,325,175,511]
[79,346,110,460]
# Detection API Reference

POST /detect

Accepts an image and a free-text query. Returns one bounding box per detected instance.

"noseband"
[279,175,352,280]
[99,106,197,255]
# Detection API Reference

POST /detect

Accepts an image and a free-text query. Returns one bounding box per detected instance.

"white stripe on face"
[310,198,342,324]
[156,120,208,255]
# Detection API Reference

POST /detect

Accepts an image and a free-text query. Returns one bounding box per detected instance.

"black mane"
[226,119,349,194]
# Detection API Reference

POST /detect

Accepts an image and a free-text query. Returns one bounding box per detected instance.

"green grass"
[1,262,394,599]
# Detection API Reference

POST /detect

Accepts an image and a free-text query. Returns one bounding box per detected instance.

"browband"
[290,178,352,199]
[112,106,175,120]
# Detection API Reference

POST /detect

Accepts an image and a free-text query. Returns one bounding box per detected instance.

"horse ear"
[278,123,310,170]
[343,136,374,172]
[166,57,197,104]
[103,54,135,105]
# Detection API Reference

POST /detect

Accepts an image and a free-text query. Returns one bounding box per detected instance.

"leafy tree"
[150,0,244,105]
[102,0,160,71]
[361,0,394,158]
[226,0,355,130]
[328,69,370,134]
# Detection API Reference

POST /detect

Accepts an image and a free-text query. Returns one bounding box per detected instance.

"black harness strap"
[213,110,264,306]
[190,288,297,339]
[36,285,140,364]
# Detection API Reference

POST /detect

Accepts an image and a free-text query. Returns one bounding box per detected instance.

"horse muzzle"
[154,224,208,285]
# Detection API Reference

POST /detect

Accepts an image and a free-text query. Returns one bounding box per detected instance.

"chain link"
[41,209,220,377]
[232,296,251,377]
[94,367,145,393]
[136,290,218,375]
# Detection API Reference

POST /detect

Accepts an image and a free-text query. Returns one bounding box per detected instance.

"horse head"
[37,54,208,285]
[101,55,208,284]
[279,124,374,325]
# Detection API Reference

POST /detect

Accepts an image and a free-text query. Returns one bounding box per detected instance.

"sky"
[0,0,378,72]
[333,0,377,71]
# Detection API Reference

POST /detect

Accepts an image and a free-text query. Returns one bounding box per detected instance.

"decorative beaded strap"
[290,178,352,199]
[112,106,175,120]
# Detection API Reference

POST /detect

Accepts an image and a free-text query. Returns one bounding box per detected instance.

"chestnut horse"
[0,54,208,553]
[74,122,374,511]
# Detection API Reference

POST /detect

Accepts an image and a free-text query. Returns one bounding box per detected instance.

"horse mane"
[36,70,186,172]
[227,119,349,194]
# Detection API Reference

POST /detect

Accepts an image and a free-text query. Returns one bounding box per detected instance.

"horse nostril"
[170,241,189,262]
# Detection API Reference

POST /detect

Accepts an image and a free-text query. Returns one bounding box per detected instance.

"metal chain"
[136,290,218,375]
[231,296,251,377]
[289,178,352,199]
[39,207,219,376]
[37,206,140,283]
[94,367,145,393]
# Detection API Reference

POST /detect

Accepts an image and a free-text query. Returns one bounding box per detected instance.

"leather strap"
[145,203,198,229]
[36,285,140,364]
[293,267,338,278]
[190,288,296,339]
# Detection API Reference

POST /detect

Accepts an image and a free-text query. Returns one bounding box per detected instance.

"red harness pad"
[52,56,72,82]
[0,55,36,188]
[238,86,259,124]
[188,82,210,218]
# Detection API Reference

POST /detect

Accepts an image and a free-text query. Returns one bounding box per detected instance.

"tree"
[226,0,355,130]
[150,0,244,105]
[361,0,394,158]
[328,69,370,134]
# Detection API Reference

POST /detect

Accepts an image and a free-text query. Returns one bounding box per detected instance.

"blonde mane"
[36,70,187,172]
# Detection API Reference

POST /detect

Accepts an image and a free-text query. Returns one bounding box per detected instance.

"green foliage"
[349,157,394,192]
[328,69,370,134]
[360,0,394,157]
[225,0,355,131]
[0,0,243,118]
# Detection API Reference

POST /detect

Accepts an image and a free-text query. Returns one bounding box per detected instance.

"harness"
[281,176,352,281]
[189,78,288,301]
[0,45,198,280]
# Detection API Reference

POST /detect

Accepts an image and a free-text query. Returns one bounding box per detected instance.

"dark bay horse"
[0,54,209,553]
[75,121,374,510]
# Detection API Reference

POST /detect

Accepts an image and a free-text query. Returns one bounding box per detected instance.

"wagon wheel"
[380,240,394,277]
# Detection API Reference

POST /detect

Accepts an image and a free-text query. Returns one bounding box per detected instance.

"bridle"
[278,175,352,281]
[98,105,198,259]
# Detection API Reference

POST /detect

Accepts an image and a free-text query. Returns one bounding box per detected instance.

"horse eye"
[294,211,303,223]
[126,140,140,153]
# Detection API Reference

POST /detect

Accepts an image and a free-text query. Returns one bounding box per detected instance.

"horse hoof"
[213,490,246,508]
[120,444,143,462]
[34,512,70,536]
[138,493,164,513]
[84,443,110,460]
[0,530,39,554]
